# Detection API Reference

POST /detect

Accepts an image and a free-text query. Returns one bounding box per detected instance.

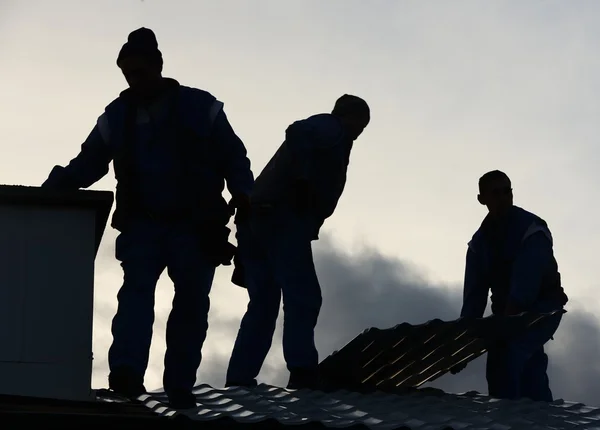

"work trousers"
[226,207,322,385]
[108,219,216,394]
[487,299,563,401]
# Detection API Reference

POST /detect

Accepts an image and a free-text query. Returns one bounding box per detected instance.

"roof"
[0,185,114,254]
[133,311,579,430]
[0,311,577,429]
[3,383,598,430]
[140,383,600,430]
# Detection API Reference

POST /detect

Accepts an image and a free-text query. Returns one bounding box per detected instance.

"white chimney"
[0,185,113,401]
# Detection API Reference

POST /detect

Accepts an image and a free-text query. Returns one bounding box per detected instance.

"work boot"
[287,367,321,390]
[108,366,147,399]
[167,389,197,410]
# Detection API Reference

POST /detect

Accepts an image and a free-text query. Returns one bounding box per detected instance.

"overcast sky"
[2,0,600,406]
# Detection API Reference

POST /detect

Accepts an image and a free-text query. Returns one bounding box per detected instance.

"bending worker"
[226,95,370,390]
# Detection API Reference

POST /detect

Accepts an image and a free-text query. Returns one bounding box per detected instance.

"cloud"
[91,232,600,406]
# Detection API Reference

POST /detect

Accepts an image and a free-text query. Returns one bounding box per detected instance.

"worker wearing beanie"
[42,27,254,409]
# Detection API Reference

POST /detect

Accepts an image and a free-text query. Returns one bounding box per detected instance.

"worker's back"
[252,113,352,222]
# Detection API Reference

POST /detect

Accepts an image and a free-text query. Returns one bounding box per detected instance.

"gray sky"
[2,0,600,405]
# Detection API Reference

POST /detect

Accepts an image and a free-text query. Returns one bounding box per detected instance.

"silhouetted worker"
[41,28,254,408]
[458,170,568,401]
[226,95,370,389]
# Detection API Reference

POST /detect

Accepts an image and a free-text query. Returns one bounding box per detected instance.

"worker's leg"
[108,221,167,397]
[518,309,562,401]
[486,307,562,401]
[486,343,520,399]
[267,211,322,388]
[521,347,553,401]
[519,299,563,402]
[162,224,216,404]
[226,219,281,386]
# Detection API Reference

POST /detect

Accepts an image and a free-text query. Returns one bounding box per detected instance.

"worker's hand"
[42,166,79,190]
[228,193,251,223]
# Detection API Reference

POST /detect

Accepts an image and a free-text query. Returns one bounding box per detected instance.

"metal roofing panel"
[318,311,565,393]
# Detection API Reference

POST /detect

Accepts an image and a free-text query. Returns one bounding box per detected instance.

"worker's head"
[332,94,370,141]
[117,27,163,95]
[477,170,513,216]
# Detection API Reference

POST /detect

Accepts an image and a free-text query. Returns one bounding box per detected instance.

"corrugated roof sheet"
[318,311,565,393]
[141,383,600,430]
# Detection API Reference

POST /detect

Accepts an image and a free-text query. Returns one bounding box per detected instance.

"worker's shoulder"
[513,205,541,219]
[512,205,550,230]
[304,113,344,134]
[178,85,218,105]
[102,93,126,114]
[468,228,484,252]
[293,113,346,147]
[512,206,554,244]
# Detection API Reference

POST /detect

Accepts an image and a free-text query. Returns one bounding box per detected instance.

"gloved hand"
[41,166,79,190]
[228,193,251,223]
[291,179,316,213]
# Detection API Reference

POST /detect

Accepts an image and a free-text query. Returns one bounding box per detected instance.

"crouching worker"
[226,95,370,390]
[457,170,568,401]
[41,28,253,408]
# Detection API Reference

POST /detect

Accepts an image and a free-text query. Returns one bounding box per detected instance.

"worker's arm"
[452,244,488,375]
[505,227,554,315]
[460,244,489,319]
[42,115,113,190]
[210,103,254,200]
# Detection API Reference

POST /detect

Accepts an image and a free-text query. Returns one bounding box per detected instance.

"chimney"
[0,185,113,401]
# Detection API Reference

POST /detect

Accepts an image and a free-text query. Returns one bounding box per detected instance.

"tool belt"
[122,206,236,267]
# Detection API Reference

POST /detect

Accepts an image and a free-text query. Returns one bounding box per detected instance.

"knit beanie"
[116,27,163,68]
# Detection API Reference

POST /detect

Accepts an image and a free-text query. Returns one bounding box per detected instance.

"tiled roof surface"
[0,312,574,429]
[319,311,565,393]
[141,383,600,430]
[138,311,576,429]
